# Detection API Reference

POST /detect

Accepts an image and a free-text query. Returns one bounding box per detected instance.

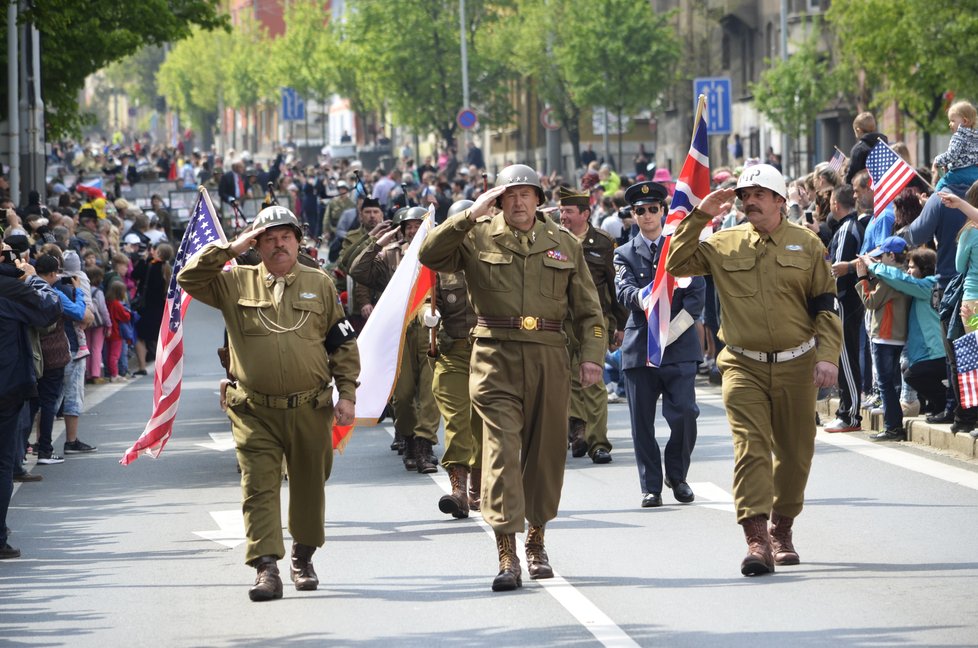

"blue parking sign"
[693,77,731,135]
[281,87,305,122]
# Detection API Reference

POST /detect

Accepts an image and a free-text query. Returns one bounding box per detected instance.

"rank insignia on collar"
[546,250,568,261]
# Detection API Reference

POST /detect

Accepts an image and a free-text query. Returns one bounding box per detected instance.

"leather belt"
[476,315,563,332]
[726,338,816,364]
[239,384,320,409]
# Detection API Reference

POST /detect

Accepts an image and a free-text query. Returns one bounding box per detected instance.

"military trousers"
[432,338,483,469]
[716,346,817,523]
[569,355,612,455]
[392,320,440,443]
[470,339,570,534]
[225,383,333,564]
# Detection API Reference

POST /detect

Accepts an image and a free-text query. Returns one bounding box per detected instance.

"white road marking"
[817,430,978,491]
[193,511,247,548]
[424,433,640,648]
[689,481,735,513]
[196,432,236,451]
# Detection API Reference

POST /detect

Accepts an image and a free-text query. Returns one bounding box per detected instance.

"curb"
[818,397,978,460]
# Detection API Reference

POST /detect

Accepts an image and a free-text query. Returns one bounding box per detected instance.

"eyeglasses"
[633,205,662,216]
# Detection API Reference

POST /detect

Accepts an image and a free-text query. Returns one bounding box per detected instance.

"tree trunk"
[617,108,624,174]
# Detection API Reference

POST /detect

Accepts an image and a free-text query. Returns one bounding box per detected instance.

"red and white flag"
[348,207,436,425]
[121,188,226,465]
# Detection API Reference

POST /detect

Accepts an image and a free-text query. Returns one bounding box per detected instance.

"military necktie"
[272,276,285,308]
[519,232,531,254]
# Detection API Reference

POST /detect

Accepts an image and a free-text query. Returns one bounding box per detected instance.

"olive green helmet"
[395,206,427,228]
[253,205,302,239]
[496,164,545,205]
[390,207,409,225]
[448,199,474,217]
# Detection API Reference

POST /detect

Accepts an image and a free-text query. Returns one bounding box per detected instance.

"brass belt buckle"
[521,316,538,331]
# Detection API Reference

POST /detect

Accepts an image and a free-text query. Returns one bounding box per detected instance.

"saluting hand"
[230,225,267,256]
[696,188,736,218]
[376,227,400,247]
[469,184,507,221]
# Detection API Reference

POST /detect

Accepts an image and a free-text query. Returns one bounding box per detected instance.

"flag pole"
[692,94,706,144]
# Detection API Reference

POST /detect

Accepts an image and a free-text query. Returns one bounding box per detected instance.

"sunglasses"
[633,205,662,216]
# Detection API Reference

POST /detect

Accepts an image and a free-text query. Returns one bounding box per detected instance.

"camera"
[60,275,74,286]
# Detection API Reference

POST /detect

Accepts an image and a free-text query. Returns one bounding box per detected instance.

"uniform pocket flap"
[478,251,513,265]
[293,299,325,314]
[237,297,271,309]
[721,256,756,272]
[776,254,812,270]
[542,257,575,270]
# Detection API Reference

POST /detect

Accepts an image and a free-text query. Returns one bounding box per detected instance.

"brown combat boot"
[248,556,283,602]
[740,515,775,576]
[438,465,470,518]
[769,511,800,566]
[402,436,418,471]
[290,543,319,591]
[468,467,482,511]
[492,532,522,592]
[525,525,554,580]
[414,438,438,474]
[569,417,588,458]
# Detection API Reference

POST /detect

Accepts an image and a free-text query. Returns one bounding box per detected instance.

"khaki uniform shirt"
[580,224,628,332]
[436,271,477,341]
[178,242,360,401]
[666,208,842,365]
[418,211,606,366]
[348,238,405,293]
[324,194,354,236]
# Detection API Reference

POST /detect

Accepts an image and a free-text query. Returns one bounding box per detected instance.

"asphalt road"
[3,303,978,647]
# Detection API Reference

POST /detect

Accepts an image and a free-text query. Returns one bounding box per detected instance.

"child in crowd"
[855,237,911,441]
[933,101,978,191]
[84,266,110,384]
[104,281,131,383]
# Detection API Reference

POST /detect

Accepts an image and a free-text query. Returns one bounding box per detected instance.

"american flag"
[644,95,710,367]
[121,188,226,465]
[828,148,847,174]
[954,331,978,409]
[866,141,917,216]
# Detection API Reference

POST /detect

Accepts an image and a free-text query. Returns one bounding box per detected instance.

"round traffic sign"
[457,107,478,130]
[540,106,560,131]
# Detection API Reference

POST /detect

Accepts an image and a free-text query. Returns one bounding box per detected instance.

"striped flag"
[349,206,436,425]
[866,141,917,216]
[953,331,978,409]
[121,188,226,465]
[827,148,847,174]
[645,96,711,367]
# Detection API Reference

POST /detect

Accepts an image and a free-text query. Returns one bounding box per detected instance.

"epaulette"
[590,227,616,244]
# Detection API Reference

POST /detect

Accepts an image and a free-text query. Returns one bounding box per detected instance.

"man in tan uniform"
[419,165,605,592]
[666,164,842,577]
[338,197,387,328]
[429,199,483,519]
[350,206,440,473]
[179,206,360,601]
[322,180,354,241]
[557,186,628,464]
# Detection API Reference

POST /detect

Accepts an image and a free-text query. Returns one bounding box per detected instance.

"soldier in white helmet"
[666,164,843,577]
[179,205,360,602]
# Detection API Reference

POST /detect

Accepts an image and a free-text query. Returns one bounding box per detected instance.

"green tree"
[339,0,515,146]
[222,11,277,152]
[103,45,167,110]
[156,27,229,147]
[827,0,978,160]
[1,0,227,138]
[750,21,840,166]
[554,0,679,170]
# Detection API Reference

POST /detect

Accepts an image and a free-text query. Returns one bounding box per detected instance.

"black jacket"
[846,131,888,184]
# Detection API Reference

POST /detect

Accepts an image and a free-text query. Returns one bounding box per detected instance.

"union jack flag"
[121,188,226,465]
[866,141,917,216]
[645,95,711,367]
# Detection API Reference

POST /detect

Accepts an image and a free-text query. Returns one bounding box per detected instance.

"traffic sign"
[457,107,478,130]
[693,77,732,135]
[540,106,560,131]
[281,87,305,122]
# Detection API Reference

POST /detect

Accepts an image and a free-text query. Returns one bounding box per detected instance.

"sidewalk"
[817,397,978,460]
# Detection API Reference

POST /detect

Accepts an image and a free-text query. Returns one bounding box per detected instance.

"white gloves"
[422,309,441,328]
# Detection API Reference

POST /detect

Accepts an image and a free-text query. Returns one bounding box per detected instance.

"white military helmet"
[253,205,303,239]
[735,163,787,200]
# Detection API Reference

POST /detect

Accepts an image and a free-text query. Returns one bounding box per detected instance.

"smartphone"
[0,249,15,264]
[805,211,814,224]
[60,275,74,286]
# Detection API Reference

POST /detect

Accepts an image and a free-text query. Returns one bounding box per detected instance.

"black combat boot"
[492,532,522,592]
[525,525,554,579]
[290,543,319,591]
[438,465,469,518]
[414,438,438,474]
